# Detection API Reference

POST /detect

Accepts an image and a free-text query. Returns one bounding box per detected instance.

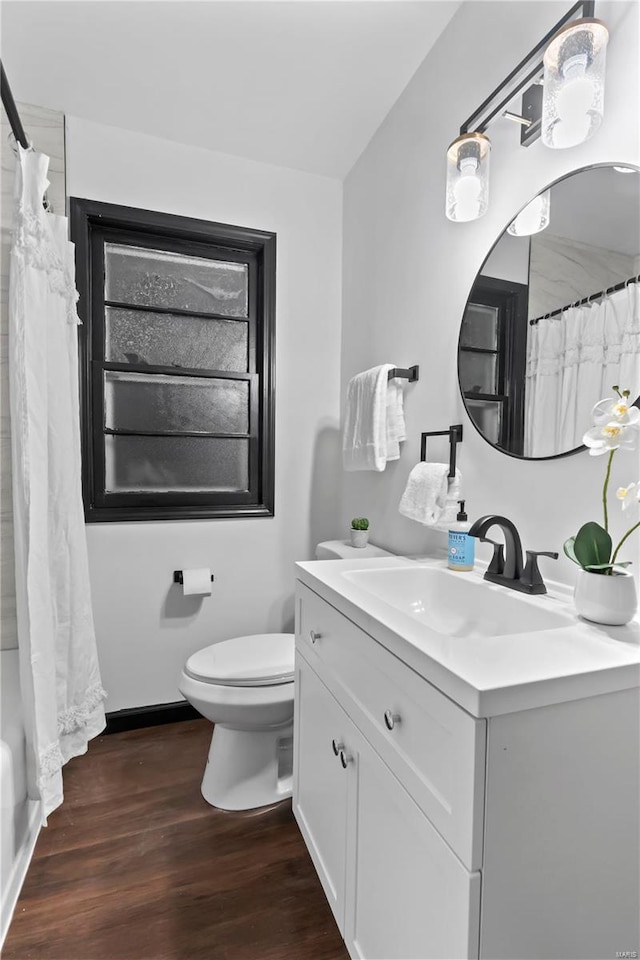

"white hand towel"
[343,364,405,471]
[433,471,463,530]
[399,465,462,526]
[385,377,406,462]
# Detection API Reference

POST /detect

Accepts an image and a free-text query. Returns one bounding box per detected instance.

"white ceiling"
[1,0,460,179]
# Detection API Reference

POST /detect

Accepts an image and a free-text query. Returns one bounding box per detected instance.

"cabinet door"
[345,726,481,960]
[293,653,351,931]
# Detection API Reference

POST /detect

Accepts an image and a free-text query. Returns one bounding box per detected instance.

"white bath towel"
[343,364,406,471]
[399,464,462,526]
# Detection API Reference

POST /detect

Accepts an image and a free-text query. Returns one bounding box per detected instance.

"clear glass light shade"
[507,189,551,236]
[445,133,491,222]
[541,18,609,149]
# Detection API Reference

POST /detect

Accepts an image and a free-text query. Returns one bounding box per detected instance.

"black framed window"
[71,199,275,522]
[459,276,528,455]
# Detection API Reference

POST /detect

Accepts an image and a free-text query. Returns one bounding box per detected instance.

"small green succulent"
[351,517,369,531]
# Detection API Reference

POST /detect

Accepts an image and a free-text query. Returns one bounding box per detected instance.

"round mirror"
[458,164,640,459]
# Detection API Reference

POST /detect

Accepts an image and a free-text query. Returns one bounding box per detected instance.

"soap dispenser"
[448,500,475,572]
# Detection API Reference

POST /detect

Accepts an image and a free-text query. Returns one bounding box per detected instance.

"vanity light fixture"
[445,134,491,223]
[507,189,551,236]
[445,1,607,223]
[541,19,609,149]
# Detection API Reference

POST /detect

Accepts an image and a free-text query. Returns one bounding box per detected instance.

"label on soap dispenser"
[448,531,475,570]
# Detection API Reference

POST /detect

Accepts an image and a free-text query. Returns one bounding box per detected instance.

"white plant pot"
[350,529,369,548]
[574,568,638,626]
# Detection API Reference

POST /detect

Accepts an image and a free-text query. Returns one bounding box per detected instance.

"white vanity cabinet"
[294,654,481,960]
[294,582,483,959]
[294,655,350,926]
[293,578,640,960]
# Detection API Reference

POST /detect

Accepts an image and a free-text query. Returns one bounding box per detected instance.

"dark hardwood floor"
[4,720,349,960]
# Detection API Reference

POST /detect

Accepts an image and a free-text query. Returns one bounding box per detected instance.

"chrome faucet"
[468,515,558,595]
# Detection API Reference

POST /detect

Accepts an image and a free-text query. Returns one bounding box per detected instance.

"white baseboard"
[0,799,41,949]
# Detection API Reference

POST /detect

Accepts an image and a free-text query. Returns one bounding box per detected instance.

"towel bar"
[420,424,463,478]
[388,365,419,382]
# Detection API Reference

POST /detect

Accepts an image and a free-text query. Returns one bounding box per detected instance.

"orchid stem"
[612,521,640,565]
[602,450,615,532]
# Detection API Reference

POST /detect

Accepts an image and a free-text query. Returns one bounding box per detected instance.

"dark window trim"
[71,198,276,522]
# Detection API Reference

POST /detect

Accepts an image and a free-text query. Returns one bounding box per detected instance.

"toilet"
[178,538,393,811]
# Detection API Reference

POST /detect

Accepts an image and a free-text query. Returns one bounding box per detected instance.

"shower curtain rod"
[529,275,639,326]
[1,61,29,149]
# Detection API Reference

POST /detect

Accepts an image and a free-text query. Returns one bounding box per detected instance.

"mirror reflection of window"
[458,164,640,460]
[459,278,528,456]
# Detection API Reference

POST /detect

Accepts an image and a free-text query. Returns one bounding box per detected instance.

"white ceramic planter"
[350,529,369,548]
[574,568,638,626]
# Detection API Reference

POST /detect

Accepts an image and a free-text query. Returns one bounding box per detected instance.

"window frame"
[71,198,276,522]
[459,276,529,455]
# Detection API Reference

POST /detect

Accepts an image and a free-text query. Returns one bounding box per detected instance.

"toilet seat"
[184,633,294,687]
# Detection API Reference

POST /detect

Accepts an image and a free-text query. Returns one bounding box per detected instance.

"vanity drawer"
[297,582,486,870]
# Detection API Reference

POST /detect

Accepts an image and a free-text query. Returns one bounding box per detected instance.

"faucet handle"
[481,537,505,576]
[521,550,559,594]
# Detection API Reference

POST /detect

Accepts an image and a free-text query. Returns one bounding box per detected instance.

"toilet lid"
[184,633,295,686]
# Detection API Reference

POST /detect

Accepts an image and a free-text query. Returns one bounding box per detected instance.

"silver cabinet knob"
[340,750,353,769]
[384,709,401,731]
[309,630,322,644]
[332,739,344,756]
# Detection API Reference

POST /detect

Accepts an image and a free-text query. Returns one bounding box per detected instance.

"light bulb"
[556,74,596,120]
[550,69,596,147]
[445,133,490,222]
[551,110,593,149]
[453,160,482,221]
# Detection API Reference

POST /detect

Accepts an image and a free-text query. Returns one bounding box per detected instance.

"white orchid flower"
[583,420,638,456]
[592,396,640,428]
[616,482,640,511]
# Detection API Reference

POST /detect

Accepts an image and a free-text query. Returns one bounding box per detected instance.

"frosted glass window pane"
[459,351,497,394]
[105,372,249,435]
[105,436,249,492]
[105,308,248,372]
[460,303,499,349]
[467,400,502,446]
[105,244,248,317]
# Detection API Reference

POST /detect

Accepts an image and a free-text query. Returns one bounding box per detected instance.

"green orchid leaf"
[573,522,612,569]
[563,537,579,565]
[584,561,633,571]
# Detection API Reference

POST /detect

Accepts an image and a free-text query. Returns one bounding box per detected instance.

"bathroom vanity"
[293,557,640,960]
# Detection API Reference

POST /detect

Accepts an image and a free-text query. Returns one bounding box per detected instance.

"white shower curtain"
[524,282,640,458]
[8,145,106,822]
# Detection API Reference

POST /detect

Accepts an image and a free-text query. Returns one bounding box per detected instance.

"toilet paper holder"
[173,570,215,585]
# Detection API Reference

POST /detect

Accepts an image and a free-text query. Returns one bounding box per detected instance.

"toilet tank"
[315,539,395,560]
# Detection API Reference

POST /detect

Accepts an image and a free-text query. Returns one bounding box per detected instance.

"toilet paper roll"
[181,568,212,596]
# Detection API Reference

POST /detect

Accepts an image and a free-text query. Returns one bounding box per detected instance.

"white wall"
[341,0,640,585]
[66,117,343,711]
[528,232,636,318]
[482,233,530,286]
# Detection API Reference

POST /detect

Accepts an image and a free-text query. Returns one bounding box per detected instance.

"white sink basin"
[342,565,573,639]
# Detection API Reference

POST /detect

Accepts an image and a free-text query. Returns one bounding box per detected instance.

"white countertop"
[295,555,640,718]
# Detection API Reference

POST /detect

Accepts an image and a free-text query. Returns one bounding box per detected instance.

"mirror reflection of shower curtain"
[524,282,640,458]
